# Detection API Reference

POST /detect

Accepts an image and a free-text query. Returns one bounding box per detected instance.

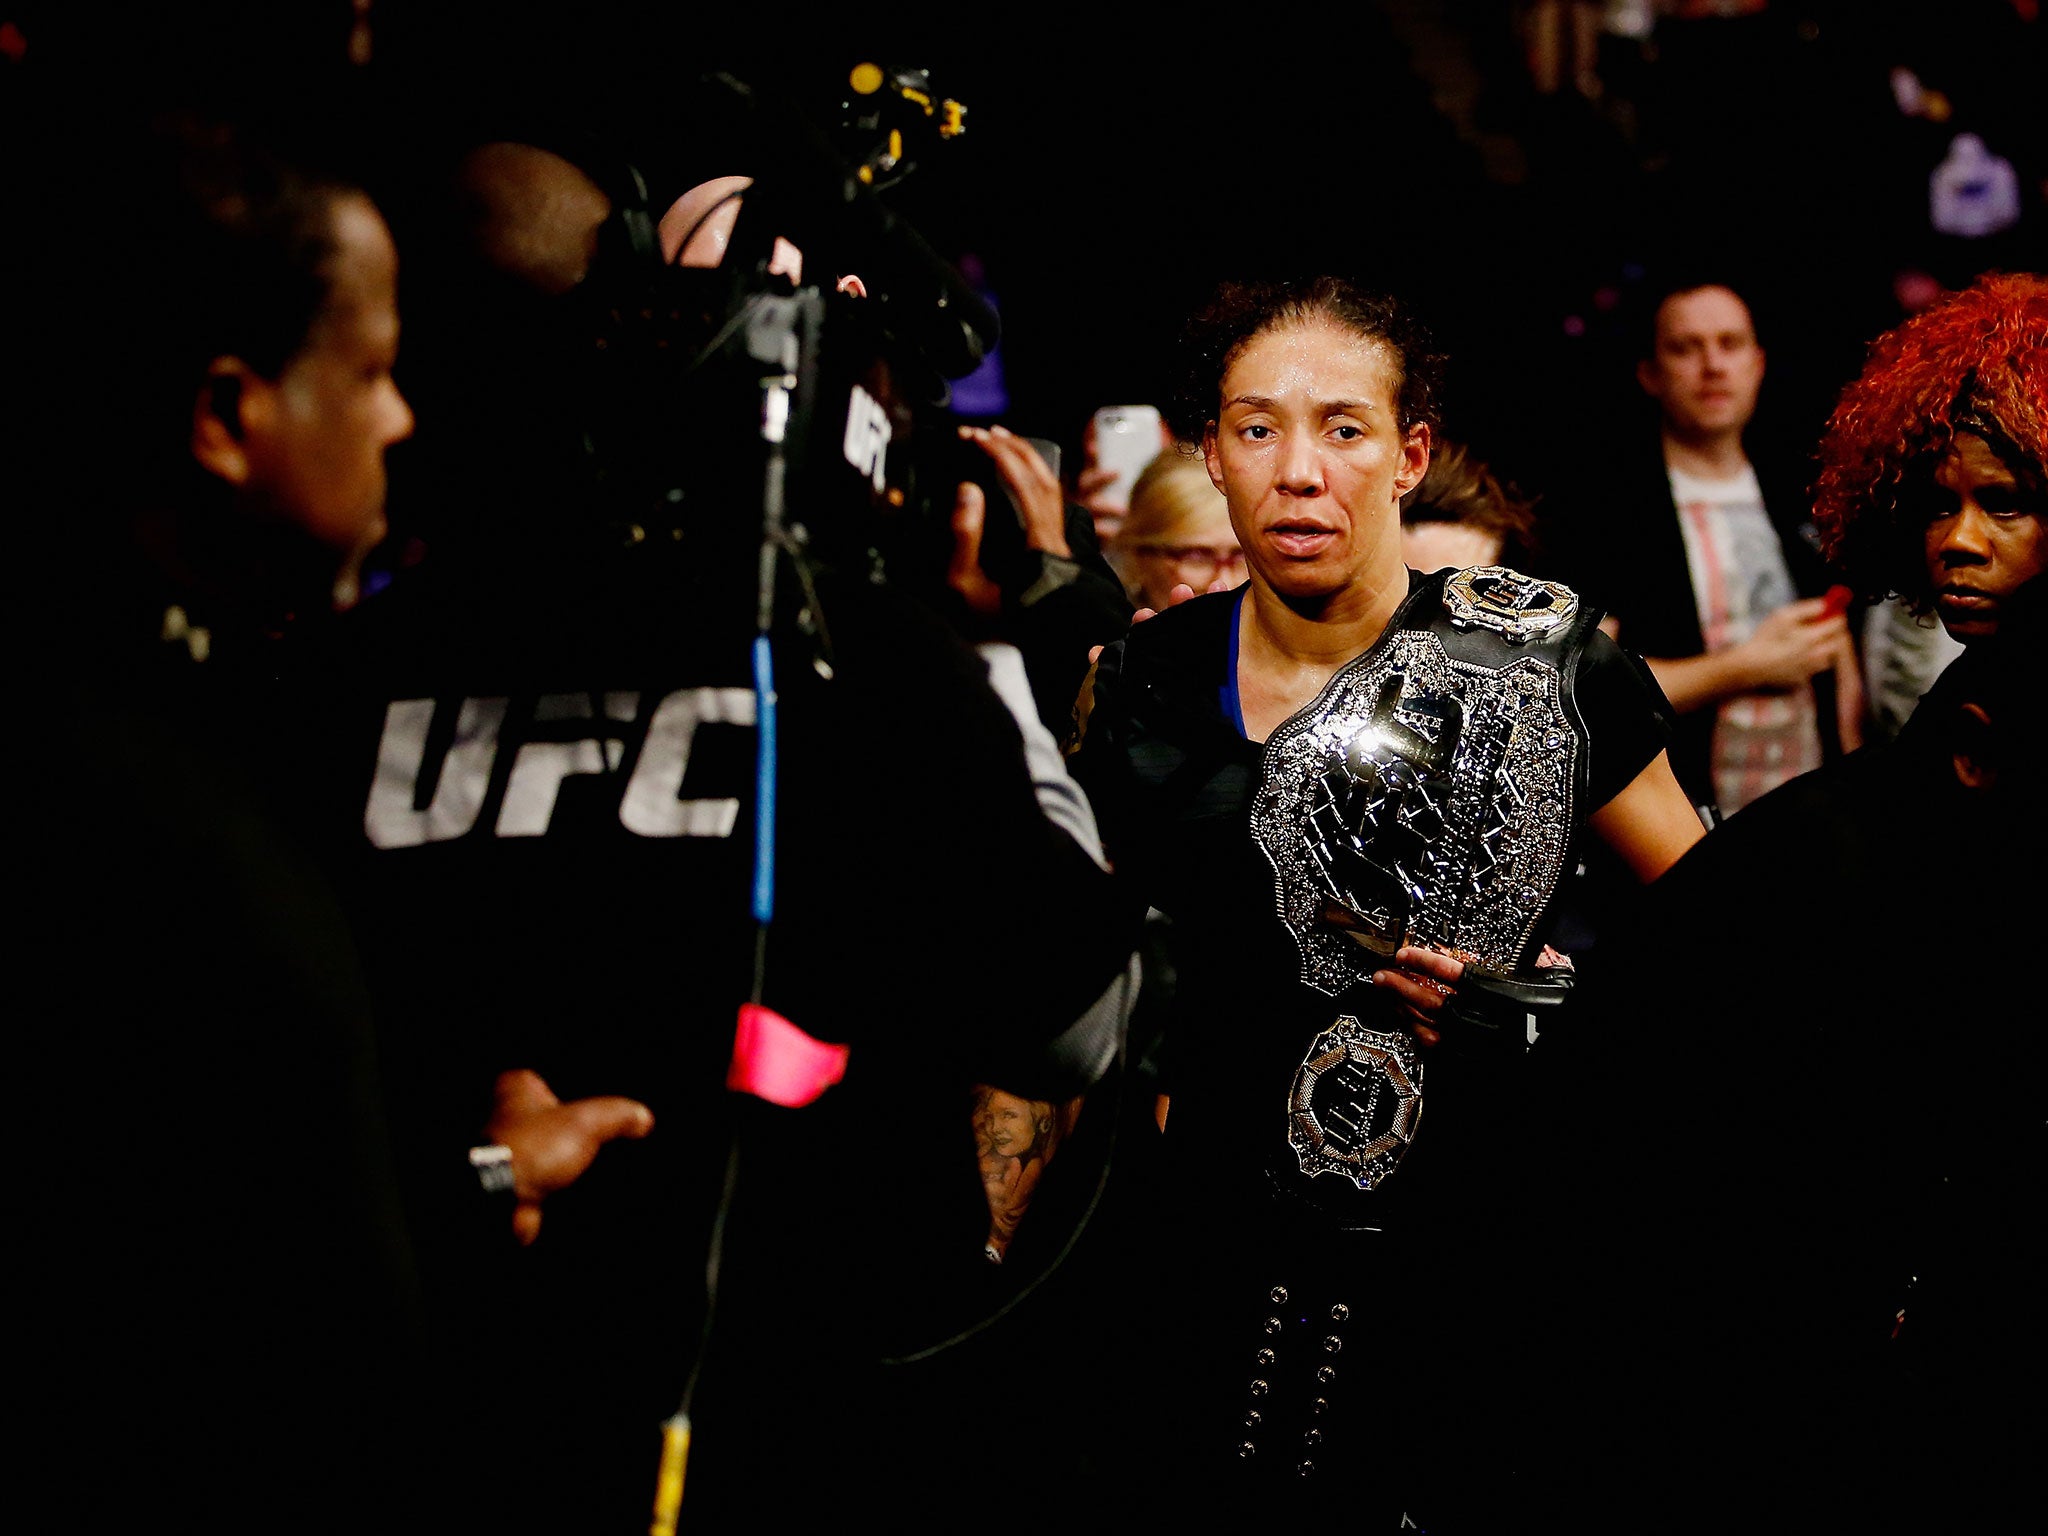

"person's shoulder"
[1693,747,1896,868]
[1627,758,1874,951]
[1144,586,1243,630]
[1082,589,1240,741]
[1121,587,1240,665]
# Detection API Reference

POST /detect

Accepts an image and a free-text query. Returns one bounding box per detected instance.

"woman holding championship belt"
[1067,277,1703,1523]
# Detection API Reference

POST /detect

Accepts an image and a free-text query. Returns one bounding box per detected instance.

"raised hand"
[1740,596,1853,691]
[958,424,1071,557]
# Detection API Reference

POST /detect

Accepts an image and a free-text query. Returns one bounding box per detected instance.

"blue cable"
[750,632,777,925]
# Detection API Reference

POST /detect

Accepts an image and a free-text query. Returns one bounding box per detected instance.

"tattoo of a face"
[970,1084,1082,1263]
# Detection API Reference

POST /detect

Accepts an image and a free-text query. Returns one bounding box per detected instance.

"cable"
[652,308,794,1536]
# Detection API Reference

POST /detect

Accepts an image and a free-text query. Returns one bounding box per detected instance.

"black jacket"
[1545,443,1840,811]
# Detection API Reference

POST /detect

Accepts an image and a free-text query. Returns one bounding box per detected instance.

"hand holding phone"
[953,425,1069,601]
[1086,404,1165,515]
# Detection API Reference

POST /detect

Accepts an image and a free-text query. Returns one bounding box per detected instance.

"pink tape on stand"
[727,1004,849,1107]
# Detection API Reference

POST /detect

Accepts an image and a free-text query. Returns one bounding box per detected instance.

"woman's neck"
[1235,566,1410,740]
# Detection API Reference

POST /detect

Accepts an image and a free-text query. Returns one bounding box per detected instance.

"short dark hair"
[27,116,368,642]
[126,116,359,471]
[1631,271,1761,362]
[1166,276,1445,445]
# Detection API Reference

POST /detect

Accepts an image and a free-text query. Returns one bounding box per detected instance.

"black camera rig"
[563,64,1013,596]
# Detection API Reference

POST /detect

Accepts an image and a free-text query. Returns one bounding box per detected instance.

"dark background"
[10,1,2046,524]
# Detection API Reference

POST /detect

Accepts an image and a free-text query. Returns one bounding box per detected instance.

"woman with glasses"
[1107,450,1248,609]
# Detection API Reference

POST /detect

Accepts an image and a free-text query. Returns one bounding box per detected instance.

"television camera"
[570,65,1045,602]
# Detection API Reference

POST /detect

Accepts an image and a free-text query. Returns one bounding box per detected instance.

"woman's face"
[978,1091,1041,1159]
[1202,317,1429,605]
[1923,431,2043,641]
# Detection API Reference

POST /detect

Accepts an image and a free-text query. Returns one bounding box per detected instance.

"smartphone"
[952,433,1063,587]
[1090,404,1164,514]
[953,435,1061,513]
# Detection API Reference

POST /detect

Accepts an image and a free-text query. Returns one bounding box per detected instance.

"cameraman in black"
[342,118,1140,1529]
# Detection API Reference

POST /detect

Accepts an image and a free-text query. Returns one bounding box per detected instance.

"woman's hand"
[1371,944,1466,1045]
[1073,409,1174,544]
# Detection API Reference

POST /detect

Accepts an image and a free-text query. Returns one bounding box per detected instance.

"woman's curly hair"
[1812,272,2048,611]
[1166,275,1446,447]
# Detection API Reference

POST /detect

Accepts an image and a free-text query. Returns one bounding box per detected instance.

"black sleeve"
[1576,629,1677,811]
[1060,633,1144,881]
[1002,503,1135,737]
[766,571,1141,1085]
[1008,574,1133,739]
[1758,454,1831,599]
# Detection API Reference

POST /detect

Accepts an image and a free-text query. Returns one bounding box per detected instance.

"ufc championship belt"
[1254,566,1592,1192]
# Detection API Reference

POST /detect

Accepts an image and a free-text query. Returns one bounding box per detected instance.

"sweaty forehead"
[1222,318,1399,407]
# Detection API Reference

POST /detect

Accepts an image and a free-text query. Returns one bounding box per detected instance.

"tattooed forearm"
[970,1085,1082,1263]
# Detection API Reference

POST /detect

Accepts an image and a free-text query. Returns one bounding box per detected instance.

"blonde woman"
[1106,450,1247,610]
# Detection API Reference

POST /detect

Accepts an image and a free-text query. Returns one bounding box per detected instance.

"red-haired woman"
[1815,272,2047,650]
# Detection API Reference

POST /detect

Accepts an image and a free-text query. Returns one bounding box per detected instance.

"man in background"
[1554,276,1863,822]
